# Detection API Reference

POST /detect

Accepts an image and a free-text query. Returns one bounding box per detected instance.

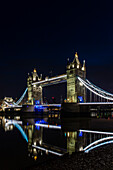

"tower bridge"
[2,52,113,111]
[27,52,86,105]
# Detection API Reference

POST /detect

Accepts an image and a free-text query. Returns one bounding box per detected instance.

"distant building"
[4,97,13,103]
[1,97,14,111]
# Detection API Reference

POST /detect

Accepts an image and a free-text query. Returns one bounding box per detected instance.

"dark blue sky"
[0,1,113,99]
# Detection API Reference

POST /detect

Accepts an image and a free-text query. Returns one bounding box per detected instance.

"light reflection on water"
[0,113,113,159]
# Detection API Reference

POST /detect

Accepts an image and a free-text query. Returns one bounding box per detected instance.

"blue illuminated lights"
[15,123,28,142]
[34,104,61,113]
[16,88,28,105]
[79,129,113,153]
[5,121,28,142]
[34,105,45,113]
[83,136,113,152]
[78,96,84,103]
[35,105,40,109]
[35,104,61,107]
[35,119,48,124]
[35,100,40,105]
[35,123,61,129]
[79,131,83,137]
[35,119,48,130]
[5,88,27,108]
[35,126,40,130]
[85,140,113,153]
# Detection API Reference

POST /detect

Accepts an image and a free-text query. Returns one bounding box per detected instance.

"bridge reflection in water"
[1,112,113,159]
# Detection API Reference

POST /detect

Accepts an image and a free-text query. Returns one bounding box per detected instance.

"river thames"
[0,110,113,169]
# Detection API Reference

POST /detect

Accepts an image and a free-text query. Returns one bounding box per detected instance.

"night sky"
[1,1,113,101]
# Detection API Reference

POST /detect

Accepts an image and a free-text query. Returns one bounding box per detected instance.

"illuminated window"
[77,64,79,68]
[33,77,36,81]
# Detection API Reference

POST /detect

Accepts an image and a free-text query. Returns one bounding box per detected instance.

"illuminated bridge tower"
[27,69,43,105]
[27,73,33,105]
[67,52,86,103]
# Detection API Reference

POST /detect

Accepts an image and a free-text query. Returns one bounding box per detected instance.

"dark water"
[0,112,113,169]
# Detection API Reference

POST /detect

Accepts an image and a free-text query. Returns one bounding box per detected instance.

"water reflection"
[0,113,113,160]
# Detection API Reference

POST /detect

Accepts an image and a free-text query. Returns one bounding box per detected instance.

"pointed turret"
[32,68,38,82]
[33,68,37,73]
[67,58,70,64]
[67,58,70,69]
[82,60,86,71]
[40,74,42,80]
[73,52,80,68]
[75,51,78,58]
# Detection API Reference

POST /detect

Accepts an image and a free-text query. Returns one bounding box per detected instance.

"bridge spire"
[32,68,38,81]
[73,52,80,66]
[75,52,78,58]
[82,60,86,71]
[33,68,37,73]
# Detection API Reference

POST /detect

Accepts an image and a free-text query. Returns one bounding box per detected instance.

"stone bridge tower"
[67,52,86,103]
[27,73,33,105]
[27,69,43,105]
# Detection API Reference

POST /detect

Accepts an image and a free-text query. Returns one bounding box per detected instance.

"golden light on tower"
[34,69,36,73]
[75,52,78,58]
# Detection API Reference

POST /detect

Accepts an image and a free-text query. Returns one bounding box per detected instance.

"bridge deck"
[79,102,113,105]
